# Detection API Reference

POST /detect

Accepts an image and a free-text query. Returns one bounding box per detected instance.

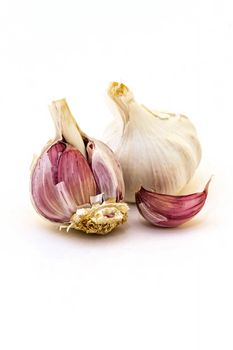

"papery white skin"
[104,82,202,202]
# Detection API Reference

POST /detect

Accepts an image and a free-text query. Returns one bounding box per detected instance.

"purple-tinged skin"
[135,179,211,228]
[31,141,97,223]
[86,139,125,202]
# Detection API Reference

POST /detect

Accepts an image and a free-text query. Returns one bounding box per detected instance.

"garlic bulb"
[31,99,128,234]
[136,179,211,228]
[104,82,202,202]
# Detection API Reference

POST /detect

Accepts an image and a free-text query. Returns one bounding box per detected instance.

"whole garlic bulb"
[104,82,202,203]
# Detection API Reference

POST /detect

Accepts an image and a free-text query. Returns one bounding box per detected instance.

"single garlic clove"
[135,179,211,228]
[86,139,125,202]
[65,197,129,235]
[31,141,96,223]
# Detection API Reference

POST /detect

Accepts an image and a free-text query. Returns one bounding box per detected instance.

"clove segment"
[31,142,97,223]
[135,179,211,228]
[86,139,125,202]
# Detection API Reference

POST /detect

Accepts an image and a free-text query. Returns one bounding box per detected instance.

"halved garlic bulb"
[104,82,202,202]
[31,99,128,234]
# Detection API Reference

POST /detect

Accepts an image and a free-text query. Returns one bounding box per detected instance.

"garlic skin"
[104,82,202,202]
[135,179,211,228]
[31,99,127,234]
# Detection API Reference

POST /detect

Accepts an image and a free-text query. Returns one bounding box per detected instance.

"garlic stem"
[107,82,134,124]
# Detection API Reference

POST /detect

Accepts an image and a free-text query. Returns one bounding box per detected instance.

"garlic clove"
[86,139,125,201]
[57,144,97,206]
[135,179,211,228]
[66,198,129,235]
[31,141,96,223]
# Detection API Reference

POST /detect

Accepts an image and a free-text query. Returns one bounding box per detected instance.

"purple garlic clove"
[135,179,211,228]
[31,141,96,223]
[86,139,125,202]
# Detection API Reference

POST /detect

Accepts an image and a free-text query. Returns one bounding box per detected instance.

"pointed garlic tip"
[49,98,86,158]
[31,141,97,223]
[204,175,213,194]
[135,178,212,228]
[68,199,129,235]
[86,139,125,202]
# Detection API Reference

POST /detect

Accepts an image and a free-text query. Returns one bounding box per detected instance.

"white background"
[0,0,233,349]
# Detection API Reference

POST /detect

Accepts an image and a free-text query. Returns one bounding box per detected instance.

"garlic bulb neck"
[108,82,135,124]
